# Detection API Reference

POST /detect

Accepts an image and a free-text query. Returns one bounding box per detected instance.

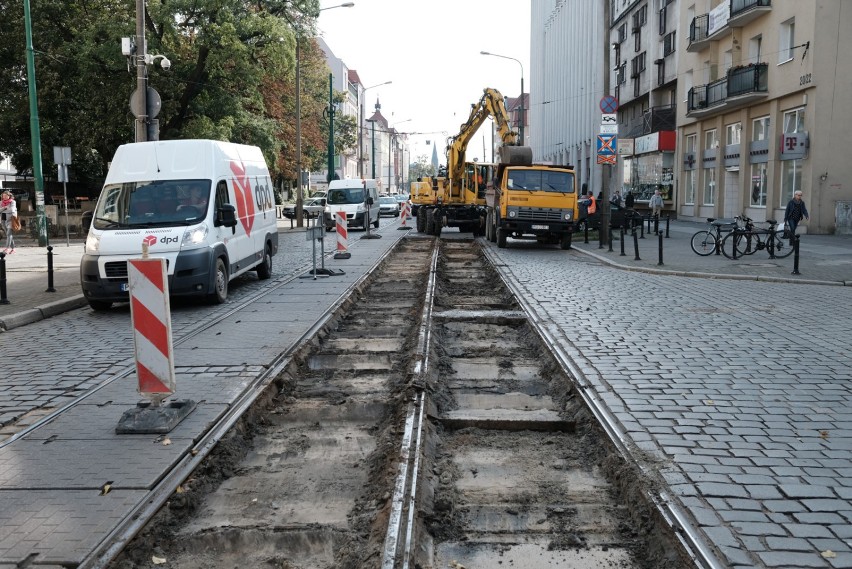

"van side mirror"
[320,198,326,206]
[366,197,374,206]
[216,203,237,228]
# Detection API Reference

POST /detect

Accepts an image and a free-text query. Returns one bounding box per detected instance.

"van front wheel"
[209,258,228,304]
[256,244,272,280]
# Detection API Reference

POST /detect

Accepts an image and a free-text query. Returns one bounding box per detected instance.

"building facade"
[531,0,606,195]
[677,0,852,234]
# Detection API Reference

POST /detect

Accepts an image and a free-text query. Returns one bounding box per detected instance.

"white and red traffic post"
[334,210,351,259]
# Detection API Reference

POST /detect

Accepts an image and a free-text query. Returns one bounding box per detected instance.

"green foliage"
[409,154,437,181]
[0,0,328,193]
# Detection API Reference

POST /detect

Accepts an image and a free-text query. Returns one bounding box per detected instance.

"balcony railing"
[728,63,768,97]
[731,0,770,18]
[688,63,768,115]
[689,15,708,44]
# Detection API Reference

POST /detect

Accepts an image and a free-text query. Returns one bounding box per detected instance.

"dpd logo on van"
[229,160,255,237]
[142,235,158,247]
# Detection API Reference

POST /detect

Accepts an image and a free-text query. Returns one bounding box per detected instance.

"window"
[663,31,676,56]
[779,18,795,64]
[659,5,667,35]
[631,52,646,75]
[616,62,627,85]
[750,163,767,207]
[685,170,697,205]
[726,123,741,146]
[752,116,770,141]
[703,168,716,205]
[635,26,642,52]
[780,108,804,203]
[748,35,762,66]
[618,23,627,43]
[683,70,693,103]
[704,128,718,150]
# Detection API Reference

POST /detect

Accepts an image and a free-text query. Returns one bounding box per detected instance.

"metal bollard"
[657,230,664,265]
[792,235,801,274]
[584,222,589,244]
[768,230,775,259]
[46,246,56,292]
[640,217,645,239]
[0,252,9,305]
[654,214,660,235]
[632,227,641,260]
[665,215,670,238]
[620,226,626,256]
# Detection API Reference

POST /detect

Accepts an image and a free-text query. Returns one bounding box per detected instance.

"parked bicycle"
[690,217,741,256]
[721,217,793,259]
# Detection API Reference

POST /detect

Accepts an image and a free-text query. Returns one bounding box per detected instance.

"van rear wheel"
[208,258,228,304]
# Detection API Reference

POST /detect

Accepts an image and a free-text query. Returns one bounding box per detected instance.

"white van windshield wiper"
[94,217,125,228]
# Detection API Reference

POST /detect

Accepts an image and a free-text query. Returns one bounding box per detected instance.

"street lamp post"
[23,0,47,246]
[368,119,377,179]
[388,119,411,194]
[359,81,391,178]
[480,51,524,145]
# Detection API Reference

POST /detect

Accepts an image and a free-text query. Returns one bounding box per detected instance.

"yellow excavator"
[415,87,577,249]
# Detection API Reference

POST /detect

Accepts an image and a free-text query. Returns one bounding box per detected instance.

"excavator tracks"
[110,236,689,569]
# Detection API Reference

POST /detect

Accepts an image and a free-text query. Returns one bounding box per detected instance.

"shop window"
[750,163,767,207]
[752,116,770,141]
[685,169,696,205]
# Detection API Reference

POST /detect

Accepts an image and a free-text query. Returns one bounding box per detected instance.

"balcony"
[729,0,771,28]
[643,105,676,134]
[688,0,768,53]
[687,63,768,118]
[687,14,709,52]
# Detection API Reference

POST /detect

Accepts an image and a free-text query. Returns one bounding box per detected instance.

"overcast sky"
[316,0,531,164]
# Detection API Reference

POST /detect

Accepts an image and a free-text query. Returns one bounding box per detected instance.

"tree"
[0,0,328,194]
[409,154,437,181]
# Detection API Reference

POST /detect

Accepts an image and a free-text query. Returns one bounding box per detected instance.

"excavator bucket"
[499,145,534,166]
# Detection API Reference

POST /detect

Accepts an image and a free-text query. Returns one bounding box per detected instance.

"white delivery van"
[323,179,380,231]
[80,139,279,310]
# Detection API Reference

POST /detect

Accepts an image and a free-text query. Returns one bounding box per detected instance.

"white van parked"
[323,179,380,231]
[80,139,279,310]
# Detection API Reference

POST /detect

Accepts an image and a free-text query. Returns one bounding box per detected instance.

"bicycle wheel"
[721,231,754,259]
[769,230,794,258]
[690,231,718,256]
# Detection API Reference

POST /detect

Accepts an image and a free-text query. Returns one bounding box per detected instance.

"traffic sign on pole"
[600,95,619,114]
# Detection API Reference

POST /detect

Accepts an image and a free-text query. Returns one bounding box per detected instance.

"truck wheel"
[208,257,228,304]
[88,299,112,311]
[256,244,272,279]
[425,210,435,234]
[416,211,426,232]
[497,226,507,248]
[560,232,573,250]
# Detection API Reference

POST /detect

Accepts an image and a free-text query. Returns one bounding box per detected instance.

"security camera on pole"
[124,0,171,142]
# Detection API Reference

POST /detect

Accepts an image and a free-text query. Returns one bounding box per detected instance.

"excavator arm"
[446,88,519,186]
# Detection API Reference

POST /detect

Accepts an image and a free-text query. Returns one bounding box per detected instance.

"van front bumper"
[80,248,216,303]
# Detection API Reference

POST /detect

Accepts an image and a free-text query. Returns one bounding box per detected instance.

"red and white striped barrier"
[334,210,351,259]
[128,253,175,400]
[398,201,412,231]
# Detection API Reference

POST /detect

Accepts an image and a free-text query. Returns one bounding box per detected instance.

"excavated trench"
[110,236,690,569]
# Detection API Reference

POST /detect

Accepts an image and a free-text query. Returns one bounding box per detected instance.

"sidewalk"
[570,218,852,286]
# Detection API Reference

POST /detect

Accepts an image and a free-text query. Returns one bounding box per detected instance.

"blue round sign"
[600,95,619,114]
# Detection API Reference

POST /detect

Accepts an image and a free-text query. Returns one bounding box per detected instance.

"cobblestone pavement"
[484,226,852,569]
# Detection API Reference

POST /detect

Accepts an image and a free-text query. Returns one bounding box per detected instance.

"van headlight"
[564,209,574,221]
[85,232,100,254]
[182,223,209,248]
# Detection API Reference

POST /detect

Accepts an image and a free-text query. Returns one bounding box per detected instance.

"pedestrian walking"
[610,190,623,207]
[625,190,635,209]
[784,190,809,239]
[648,189,663,219]
[0,191,17,254]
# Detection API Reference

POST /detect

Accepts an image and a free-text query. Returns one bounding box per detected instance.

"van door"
[214,179,245,275]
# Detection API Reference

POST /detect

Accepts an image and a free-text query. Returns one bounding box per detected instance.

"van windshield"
[92,179,211,229]
[327,188,365,205]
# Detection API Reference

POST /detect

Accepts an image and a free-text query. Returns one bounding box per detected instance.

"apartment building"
[611,0,680,212]
[678,0,852,234]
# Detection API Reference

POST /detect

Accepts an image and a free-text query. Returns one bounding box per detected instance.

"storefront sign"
[618,138,635,156]
[635,131,676,154]
[779,132,808,160]
[723,144,741,168]
[682,152,696,170]
[749,139,769,164]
